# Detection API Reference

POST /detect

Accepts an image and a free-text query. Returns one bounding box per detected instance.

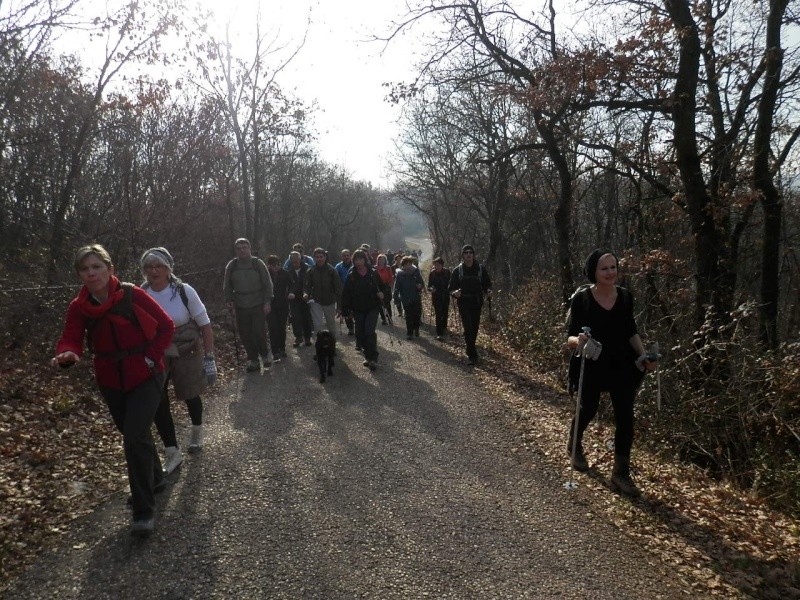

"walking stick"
[565,327,591,491]
[386,313,401,346]
[652,342,662,411]
[228,305,242,367]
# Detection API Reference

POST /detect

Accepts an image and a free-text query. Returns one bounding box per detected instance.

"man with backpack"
[304,247,343,341]
[449,244,492,365]
[223,238,274,372]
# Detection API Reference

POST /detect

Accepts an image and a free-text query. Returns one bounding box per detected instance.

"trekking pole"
[652,342,661,411]
[386,314,400,346]
[565,326,590,491]
[228,305,242,367]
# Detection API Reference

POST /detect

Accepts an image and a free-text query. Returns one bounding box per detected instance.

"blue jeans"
[354,307,380,361]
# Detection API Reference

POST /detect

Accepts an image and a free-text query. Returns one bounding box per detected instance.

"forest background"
[0,0,799,588]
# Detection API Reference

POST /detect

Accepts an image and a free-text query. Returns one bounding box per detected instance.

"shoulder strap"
[177,282,190,311]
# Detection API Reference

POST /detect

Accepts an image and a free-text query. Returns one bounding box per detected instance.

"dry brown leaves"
[470,324,800,600]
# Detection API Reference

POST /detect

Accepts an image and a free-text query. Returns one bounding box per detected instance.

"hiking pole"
[386,314,400,346]
[651,342,661,411]
[228,305,242,367]
[565,326,591,491]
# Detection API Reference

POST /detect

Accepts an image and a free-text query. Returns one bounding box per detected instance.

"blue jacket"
[393,267,424,305]
[335,261,353,286]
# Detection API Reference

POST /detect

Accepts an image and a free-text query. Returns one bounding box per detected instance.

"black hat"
[461,244,475,255]
[583,248,617,283]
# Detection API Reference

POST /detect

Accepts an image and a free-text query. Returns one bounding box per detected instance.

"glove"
[636,352,661,371]
[203,354,217,386]
[582,338,603,361]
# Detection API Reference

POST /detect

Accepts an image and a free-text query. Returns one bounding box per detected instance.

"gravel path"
[5,326,694,599]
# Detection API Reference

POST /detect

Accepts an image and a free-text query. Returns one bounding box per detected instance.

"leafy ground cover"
[1,312,798,598]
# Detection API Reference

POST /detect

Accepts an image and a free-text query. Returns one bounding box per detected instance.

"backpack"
[564,285,641,395]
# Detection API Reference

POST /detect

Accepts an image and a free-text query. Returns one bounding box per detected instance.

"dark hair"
[313,247,327,257]
[400,256,414,266]
[583,249,618,283]
[267,255,280,266]
[433,256,444,265]
[352,249,367,263]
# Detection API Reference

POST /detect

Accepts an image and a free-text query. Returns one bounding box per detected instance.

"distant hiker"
[304,247,343,341]
[287,251,313,347]
[427,257,451,340]
[375,253,395,325]
[266,255,291,360]
[141,247,216,474]
[223,238,274,372]
[565,249,655,497]
[392,254,405,318]
[335,248,355,335]
[341,249,385,371]
[282,242,314,270]
[52,244,174,537]
[449,244,492,365]
[393,255,425,340]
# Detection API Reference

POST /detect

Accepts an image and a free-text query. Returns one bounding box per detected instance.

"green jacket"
[304,263,342,307]
[223,257,274,309]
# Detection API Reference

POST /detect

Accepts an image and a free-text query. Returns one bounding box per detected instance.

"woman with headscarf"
[565,249,655,497]
[141,247,216,474]
[52,244,174,536]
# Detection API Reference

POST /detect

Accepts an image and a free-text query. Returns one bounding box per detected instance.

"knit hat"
[461,244,475,255]
[140,247,174,270]
[583,248,617,283]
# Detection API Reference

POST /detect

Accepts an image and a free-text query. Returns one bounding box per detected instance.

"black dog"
[314,330,335,383]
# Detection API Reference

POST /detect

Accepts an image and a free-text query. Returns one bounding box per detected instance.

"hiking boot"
[436,335,443,341]
[131,515,155,537]
[567,441,589,472]
[304,339,312,346]
[368,361,377,371]
[162,446,183,475]
[246,359,260,372]
[293,338,302,347]
[414,328,419,337]
[611,455,642,497]
[188,425,203,454]
[261,354,272,368]
[348,328,355,335]
[407,334,413,340]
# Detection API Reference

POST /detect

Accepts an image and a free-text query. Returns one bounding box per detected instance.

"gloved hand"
[582,338,603,361]
[636,351,661,371]
[203,354,217,386]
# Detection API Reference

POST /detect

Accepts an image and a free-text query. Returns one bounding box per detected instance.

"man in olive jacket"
[303,247,343,341]
[224,238,274,371]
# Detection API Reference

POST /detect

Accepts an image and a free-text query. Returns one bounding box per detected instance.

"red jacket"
[56,277,174,391]
[376,265,394,287]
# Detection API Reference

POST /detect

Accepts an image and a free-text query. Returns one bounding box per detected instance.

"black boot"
[567,437,589,472]
[611,454,641,497]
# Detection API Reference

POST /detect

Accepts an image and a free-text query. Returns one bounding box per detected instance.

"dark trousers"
[345,314,355,333]
[458,302,482,359]
[570,377,636,457]
[432,294,450,335]
[403,300,422,335]
[101,377,163,519]
[354,307,380,361]
[267,306,289,353]
[235,305,269,360]
[154,384,202,448]
[289,300,313,342]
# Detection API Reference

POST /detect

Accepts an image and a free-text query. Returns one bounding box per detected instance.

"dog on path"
[314,329,335,383]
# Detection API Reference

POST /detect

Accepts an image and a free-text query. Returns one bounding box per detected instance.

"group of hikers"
[51,239,654,537]
[223,240,492,372]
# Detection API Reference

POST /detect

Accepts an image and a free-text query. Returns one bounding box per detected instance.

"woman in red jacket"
[52,244,174,537]
[375,253,395,325]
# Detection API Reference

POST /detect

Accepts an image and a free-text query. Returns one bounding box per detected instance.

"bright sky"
[201,0,422,189]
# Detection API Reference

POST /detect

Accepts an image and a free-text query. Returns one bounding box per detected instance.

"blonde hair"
[73,244,113,273]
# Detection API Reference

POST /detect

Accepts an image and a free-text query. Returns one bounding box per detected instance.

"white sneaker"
[188,425,204,454]
[163,446,183,474]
